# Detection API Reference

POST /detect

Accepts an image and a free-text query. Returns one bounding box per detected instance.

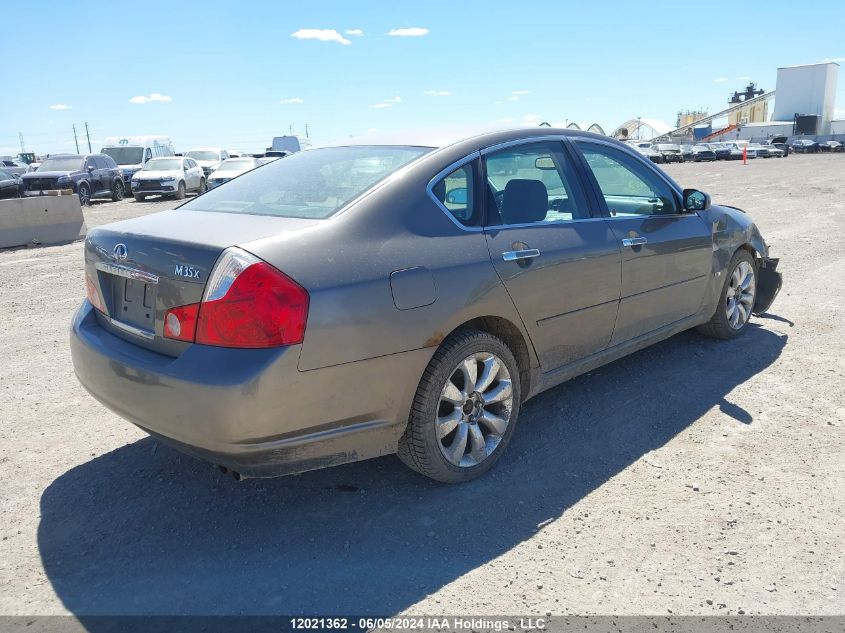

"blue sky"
[2,0,844,155]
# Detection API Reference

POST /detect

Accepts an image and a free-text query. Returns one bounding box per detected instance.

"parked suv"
[184,148,230,177]
[20,154,124,205]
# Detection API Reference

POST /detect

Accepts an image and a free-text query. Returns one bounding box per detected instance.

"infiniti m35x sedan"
[70,128,782,484]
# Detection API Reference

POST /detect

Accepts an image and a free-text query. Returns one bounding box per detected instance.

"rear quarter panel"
[242,164,532,373]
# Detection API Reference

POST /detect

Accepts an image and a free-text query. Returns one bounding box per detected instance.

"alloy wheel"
[726,260,756,330]
[436,353,513,467]
[78,184,90,205]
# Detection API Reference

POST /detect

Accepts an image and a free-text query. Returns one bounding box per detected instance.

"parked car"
[790,139,819,153]
[765,145,785,158]
[709,143,732,161]
[680,144,695,161]
[101,136,175,193]
[633,145,663,163]
[184,148,230,176]
[70,128,782,483]
[0,157,32,176]
[762,140,790,157]
[257,156,282,166]
[818,141,843,152]
[207,157,261,189]
[653,143,684,163]
[748,143,772,158]
[20,154,124,204]
[691,145,716,161]
[0,169,23,199]
[130,157,207,201]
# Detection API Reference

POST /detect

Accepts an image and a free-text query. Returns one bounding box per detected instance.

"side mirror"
[445,187,468,205]
[534,157,556,170]
[87,165,95,173]
[683,188,710,212]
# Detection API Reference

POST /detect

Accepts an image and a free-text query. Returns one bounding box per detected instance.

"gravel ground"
[0,156,842,617]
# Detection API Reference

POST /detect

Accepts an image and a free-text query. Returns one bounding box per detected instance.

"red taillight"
[163,248,309,349]
[86,273,104,312]
[163,303,199,342]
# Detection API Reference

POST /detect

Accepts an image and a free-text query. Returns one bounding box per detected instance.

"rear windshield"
[38,157,84,172]
[102,147,144,165]
[185,150,221,161]
[217,159,256,171]
[180,146,431,219]
[143,158,182,171]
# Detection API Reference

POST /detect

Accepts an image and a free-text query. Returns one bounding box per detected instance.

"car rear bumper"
[70,301,429,477]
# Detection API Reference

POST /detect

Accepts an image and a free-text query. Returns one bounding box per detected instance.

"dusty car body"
[70,128,782,483]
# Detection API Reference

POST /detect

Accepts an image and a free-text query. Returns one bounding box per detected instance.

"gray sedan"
[70,128,782,483]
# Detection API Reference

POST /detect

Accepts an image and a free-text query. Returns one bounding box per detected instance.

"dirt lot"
[0,155,843,617]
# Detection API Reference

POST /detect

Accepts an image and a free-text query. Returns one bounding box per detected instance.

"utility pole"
[72,125,80,153]
[84,122,92,153]
[288,124,293,135]
[305,123,310,139]
[18,132,25,153]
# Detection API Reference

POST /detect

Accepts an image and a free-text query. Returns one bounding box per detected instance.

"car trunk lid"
[84,209,319,356]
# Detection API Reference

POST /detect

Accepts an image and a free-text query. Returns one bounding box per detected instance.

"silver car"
[70,128,782,483]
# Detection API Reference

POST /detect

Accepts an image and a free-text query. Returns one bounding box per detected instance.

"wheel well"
[738,243,761,267]
[459,316,533,400]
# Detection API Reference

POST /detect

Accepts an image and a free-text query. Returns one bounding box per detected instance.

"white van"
[101,136,175,192]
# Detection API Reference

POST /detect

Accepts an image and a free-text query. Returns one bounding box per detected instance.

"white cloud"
[507,95,520,101]
[129,93,172,104]
[713,77,728,83]
[369,96,401,109]
[345,29,364,36]
[280,97,304,104]
[822,57,845,63]
[388,27,429,37]
[512,90,531,95]
[424,90,451,96]
[291,29,351,45]
[49,104,71,110]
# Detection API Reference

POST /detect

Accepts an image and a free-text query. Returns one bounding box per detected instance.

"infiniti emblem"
[113,243,128,261]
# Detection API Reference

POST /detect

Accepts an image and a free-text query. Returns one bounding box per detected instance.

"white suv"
[183,148,229,177]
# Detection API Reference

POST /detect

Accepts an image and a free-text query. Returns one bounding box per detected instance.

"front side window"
[431,163,476,226]
[483,142,586,226]
[576,142,678,216]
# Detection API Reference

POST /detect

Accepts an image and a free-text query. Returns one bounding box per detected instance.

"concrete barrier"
[0,195,86,249]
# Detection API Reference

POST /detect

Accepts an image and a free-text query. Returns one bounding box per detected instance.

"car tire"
[133,194,146,202]
[697,249,757,340]
[397,328,521,483]
[174,181,186,200]
[77,182,91,206]
[198,178,207,194]
[111,180,124,202]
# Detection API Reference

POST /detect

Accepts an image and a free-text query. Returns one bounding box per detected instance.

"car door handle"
[621,237,647,247]
[502,249,540,261]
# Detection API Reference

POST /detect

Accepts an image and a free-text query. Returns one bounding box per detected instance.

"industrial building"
[611,61,843,143]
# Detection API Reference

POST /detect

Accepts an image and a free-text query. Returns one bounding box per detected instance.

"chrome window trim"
[95,261,159,284]
[106,316,156,341]
[425,151,484,233]
[484,217,609,230]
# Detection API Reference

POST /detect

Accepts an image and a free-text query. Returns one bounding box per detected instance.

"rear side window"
[483,141,587,226]
[431,163,476,226]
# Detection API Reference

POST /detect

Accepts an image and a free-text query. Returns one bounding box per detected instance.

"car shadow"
[38,325,786,618]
